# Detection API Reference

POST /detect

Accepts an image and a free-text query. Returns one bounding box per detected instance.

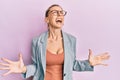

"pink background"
[0,0,120,80]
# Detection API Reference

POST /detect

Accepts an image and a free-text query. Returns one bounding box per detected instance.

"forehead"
[49,6,63,11]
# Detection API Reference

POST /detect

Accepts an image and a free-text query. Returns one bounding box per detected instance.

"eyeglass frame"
[48,10,67,16]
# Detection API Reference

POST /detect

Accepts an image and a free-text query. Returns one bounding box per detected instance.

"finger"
[2,70,12,76]
[100,54,110,60]
[88,49,93,58]
[89,49,92,54]
[101,55,110,61]
[98,52,109,57]
[1,58,13,64]
[19,53,23,62]
[0,67,10,70]
[0,63,9,67]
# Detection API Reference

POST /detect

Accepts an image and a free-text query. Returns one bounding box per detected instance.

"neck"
[48,27,62,40]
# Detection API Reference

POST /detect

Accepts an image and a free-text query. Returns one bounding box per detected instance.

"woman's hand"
[0,53,26,76]
[88,49,110,66]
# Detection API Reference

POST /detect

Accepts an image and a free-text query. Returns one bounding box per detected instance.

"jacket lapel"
[38,31,48,74]
[62,31,71,74]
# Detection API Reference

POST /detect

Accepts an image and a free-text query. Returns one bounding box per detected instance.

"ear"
[45,17,49,23]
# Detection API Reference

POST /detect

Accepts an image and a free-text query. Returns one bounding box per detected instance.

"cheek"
[49,17,56,23]
[48,20,55,25]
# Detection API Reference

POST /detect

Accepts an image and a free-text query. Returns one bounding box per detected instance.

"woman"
[0,4,110,80]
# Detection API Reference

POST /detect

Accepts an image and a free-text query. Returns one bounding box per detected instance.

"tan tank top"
[44,50,64,80]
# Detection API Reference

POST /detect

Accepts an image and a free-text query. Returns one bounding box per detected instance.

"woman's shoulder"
[32,31,48,42]
[63,31,76,40]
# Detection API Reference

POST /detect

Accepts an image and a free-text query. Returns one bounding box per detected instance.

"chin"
[55,27,62,29]
[56,25,63,28]
[56,24,63,28]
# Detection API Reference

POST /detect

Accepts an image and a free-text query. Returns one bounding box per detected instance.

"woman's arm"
[0,53,27,76]
[72,38,110,71]
[0,38,38,78]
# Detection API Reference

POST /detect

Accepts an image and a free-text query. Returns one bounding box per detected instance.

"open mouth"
[56,19,62,24]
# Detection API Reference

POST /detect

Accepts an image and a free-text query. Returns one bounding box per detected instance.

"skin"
[0,6,110,76]
[45,6,64,54]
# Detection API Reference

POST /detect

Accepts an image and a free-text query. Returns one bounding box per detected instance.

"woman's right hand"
[0,53,26,76]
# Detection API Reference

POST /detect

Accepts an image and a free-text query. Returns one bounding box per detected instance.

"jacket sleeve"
[22,38,37,78]
[73,60,94,71]
[72,37,94,71]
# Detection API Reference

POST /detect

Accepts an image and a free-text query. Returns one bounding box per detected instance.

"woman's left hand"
[88,49,110,66]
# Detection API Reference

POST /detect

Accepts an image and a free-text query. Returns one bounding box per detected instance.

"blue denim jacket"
[23,30,93,80]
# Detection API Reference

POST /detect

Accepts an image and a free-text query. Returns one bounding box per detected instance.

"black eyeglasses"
[48,10,67,16]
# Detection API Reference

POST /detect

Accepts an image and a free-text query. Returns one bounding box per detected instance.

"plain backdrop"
[0,0,120,80]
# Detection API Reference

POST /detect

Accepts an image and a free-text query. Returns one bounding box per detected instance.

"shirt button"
[64,73,66,76]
